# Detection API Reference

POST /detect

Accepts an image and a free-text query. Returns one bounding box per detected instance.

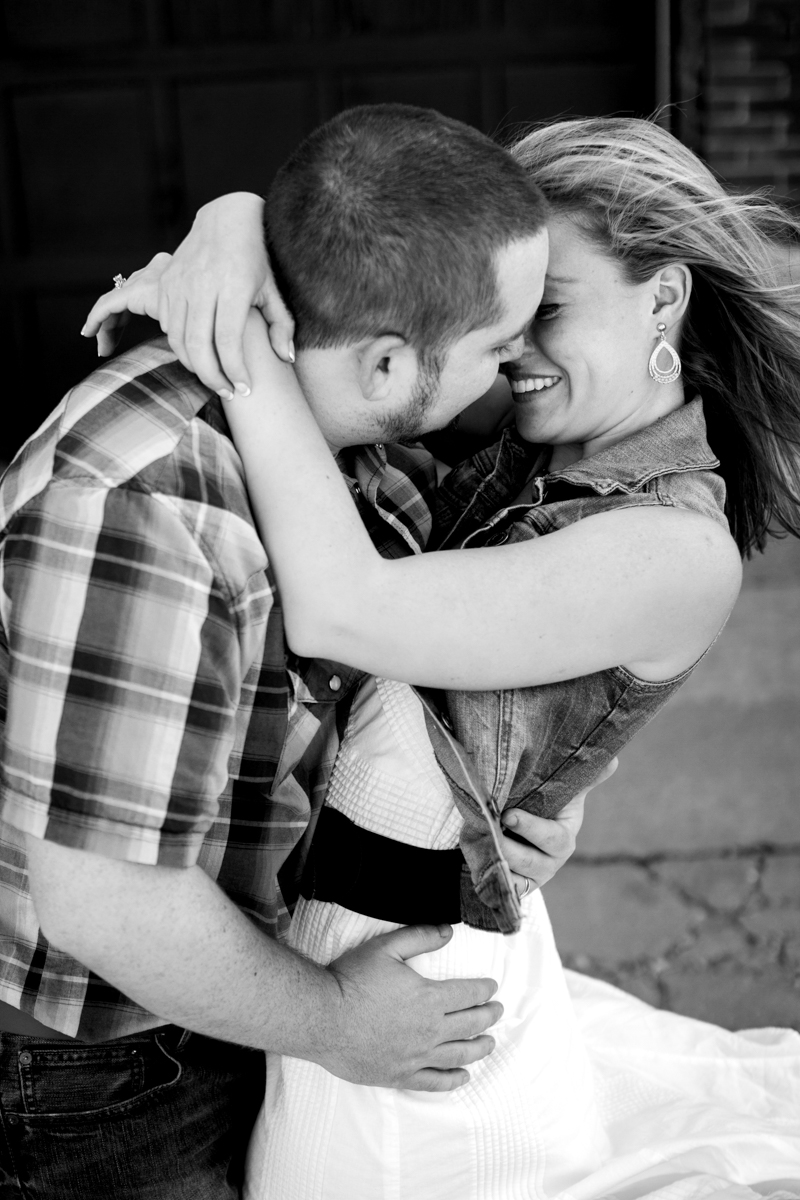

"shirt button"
[18,1051,32,1066]
[375,442,384,451]
[329,675,342,692]
[6,1114,19,1126]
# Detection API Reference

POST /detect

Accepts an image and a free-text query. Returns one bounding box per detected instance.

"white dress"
[245,678,800,1200]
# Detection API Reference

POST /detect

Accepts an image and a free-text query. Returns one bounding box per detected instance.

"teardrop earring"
[648,323,682,384]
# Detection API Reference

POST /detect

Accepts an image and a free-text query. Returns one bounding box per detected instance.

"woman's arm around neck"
[229,316,742,692]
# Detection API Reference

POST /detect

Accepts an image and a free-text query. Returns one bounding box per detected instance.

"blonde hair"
[511,116,800,554]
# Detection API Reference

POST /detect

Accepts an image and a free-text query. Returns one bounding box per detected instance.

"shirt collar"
[341,440,437,557]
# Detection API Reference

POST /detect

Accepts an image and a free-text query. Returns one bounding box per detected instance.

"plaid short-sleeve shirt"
[0,337,437,1041]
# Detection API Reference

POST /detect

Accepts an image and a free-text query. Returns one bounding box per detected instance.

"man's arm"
[26,836,500,1092]
[3,483,500,1091]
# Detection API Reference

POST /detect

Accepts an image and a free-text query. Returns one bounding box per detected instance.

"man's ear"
[356,335,418,401]
[651,263,692,330]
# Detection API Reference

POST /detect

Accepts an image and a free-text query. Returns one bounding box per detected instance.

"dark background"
[1,0,662,462]
[1,0,798,461]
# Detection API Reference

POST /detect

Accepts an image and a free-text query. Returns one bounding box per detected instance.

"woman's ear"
[356,335,417,401]
[652,263,693,331]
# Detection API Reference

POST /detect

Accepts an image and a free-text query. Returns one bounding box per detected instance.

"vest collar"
[534,397,719,496]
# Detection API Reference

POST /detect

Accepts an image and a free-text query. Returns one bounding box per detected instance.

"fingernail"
[217,388,234,401]
[288,340,296,364]
[234,382,250,397]
[437,924,451,937]
[80,324,89,336]
[502,812,518,829]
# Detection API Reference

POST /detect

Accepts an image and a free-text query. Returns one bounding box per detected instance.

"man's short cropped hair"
[265,104,548,367]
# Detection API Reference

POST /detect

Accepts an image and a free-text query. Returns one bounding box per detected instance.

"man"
[0,105,578,1199]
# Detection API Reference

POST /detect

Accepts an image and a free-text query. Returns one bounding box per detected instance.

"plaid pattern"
[0,337,437,1040]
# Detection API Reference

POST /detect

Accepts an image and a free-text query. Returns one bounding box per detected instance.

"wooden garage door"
[0,0,658,458]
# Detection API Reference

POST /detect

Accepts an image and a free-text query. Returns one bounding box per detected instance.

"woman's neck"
[548,382,686,473]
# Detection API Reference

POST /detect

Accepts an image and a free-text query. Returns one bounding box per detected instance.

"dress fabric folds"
[244,678,800,1200]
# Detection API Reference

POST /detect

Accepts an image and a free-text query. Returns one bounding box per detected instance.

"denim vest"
[426,398,729,934]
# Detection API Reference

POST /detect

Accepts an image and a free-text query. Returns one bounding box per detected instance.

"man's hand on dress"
[81,193,295,395]
[502,757,619,894]
[322,923,502,1093]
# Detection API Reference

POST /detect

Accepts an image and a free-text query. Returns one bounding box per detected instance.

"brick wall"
[678,0,800,204]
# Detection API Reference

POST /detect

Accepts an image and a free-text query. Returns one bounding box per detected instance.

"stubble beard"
[379,363,442,445]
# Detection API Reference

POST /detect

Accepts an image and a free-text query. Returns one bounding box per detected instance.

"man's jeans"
[0,1025,265,1199]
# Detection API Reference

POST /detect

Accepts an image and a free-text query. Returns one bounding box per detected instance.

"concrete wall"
[676,0,800,204]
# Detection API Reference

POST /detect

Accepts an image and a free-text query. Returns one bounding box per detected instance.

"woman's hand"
[81,192,295,396]
[81,252,173,358]
[503,758,618,894]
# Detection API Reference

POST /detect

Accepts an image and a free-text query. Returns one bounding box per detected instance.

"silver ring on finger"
[113,274,127,289]
[518,877,532,900]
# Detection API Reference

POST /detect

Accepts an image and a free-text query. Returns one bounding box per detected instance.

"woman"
[86,117,800,1198]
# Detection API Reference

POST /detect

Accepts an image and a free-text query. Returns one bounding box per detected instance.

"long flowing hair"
[511,117,800,555]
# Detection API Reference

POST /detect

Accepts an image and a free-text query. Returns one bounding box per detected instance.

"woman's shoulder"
[600,502,742,681]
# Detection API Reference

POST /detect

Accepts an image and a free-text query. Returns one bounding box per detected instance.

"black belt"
[300,806,464,926]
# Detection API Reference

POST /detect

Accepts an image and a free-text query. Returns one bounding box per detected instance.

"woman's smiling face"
[506,214,686,461]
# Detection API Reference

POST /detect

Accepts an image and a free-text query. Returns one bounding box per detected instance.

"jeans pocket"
[17,1031,183,1118]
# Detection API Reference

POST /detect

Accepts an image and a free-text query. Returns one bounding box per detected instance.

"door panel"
[0,0,657,459]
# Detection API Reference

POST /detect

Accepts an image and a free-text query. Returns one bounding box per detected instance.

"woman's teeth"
[509,376,559,394]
